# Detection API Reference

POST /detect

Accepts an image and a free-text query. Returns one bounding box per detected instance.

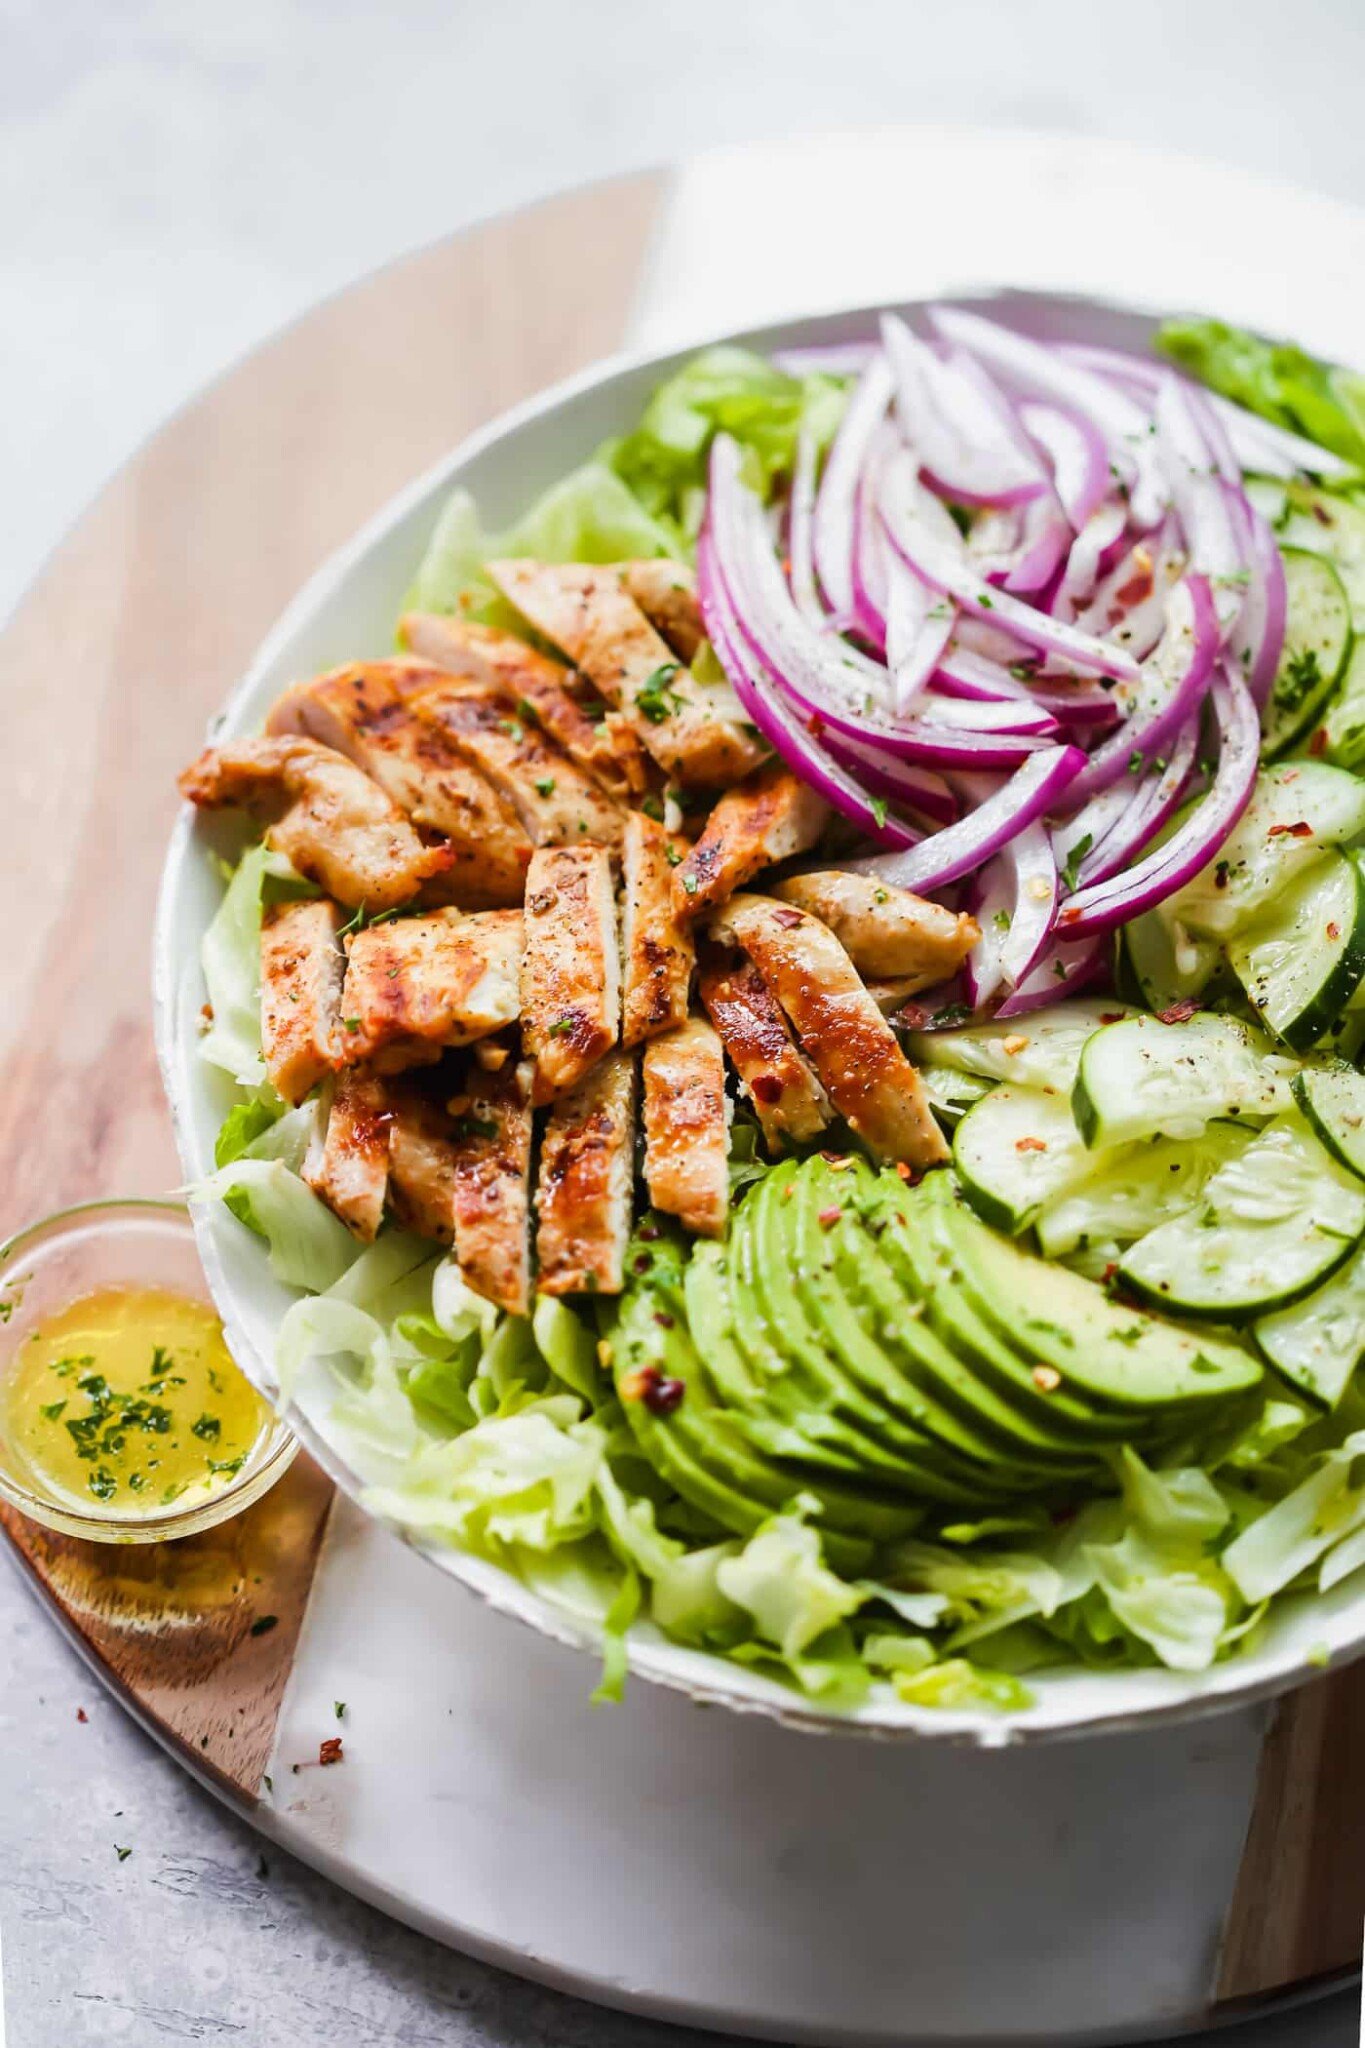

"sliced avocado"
[613,1233,914,1558]
[891,1174,1138,1442]
[929,1179,1263,1410]
[838,1180,1102,1476]
[787,1158,1088,1486]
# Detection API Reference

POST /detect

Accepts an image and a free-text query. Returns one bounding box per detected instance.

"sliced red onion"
[994,934,1110,1017]
[1060,343,1355,481]
[878,450,1141,683]
[787,423,824,627]
[821,732,960,825]
[1052,778,1136,875]
[930,306,1167,528]
[882,314,1048,508]
[846,744,1085,893]
[698,526,917,849]
[1002,492,1072,596]
[771,340,878,379]
[936,640,1118,729]
[963,863,1011,1006]
[920,690,1060,738]
[1154,376,1248,635]
[849,428,895,649]
[812,351,893,619]
[1234,492,1288,708]
[886,556,956,713]
[989,822,1060,990]
[1055,666,1258,939]
[1076,719,1199,886]
[1019,401,1111,528]
[1053,501,1128,619]
[1063,573,1217,804]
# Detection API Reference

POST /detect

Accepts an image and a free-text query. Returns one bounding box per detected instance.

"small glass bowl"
[0,1198,296,1543]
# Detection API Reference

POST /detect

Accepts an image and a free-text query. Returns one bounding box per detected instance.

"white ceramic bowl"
[155,290,1365,1742]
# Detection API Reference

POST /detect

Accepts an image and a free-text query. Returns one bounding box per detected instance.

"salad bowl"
[155,287,1365,1742]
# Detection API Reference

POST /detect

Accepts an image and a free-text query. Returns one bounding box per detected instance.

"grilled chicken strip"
[697,950,830,1149]
[449,1063,533,1315]
[397,673,626,849]
[642,1018,730,1238]
[385,1082,461,1245]
[535,1051,636,1297]
[179,736,449,912]
[266,664,530,907]
[340,908,522,1071]
[260,898,344,1105]
[618,561,705,663]
[711,895,948,1169]
[398,613,647,796]
[303,1073,391,1241]
[520,845,619,1103]
[620,812,694,1048]
[486,560,764,789]
[672,764,828,921]
[770,871,979,984]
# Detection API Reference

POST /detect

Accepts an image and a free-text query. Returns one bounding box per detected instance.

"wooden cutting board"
[2,146,1363,2041]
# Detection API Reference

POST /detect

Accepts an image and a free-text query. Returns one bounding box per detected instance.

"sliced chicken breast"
[642,1018,730,1238]
[535,1050,636,1297]
[303,1073,391,1241]
[179,735,450,912]
[618,561,705,662]
[266,664,530,907]
[620,811,695,1048]
[486,560,764,789]
[770,870,980,984]
[697,951,830,1149]
[520,846,619,1102]
[259,898,344,1105]
[398,613,646,796]
[385,1082,461,1245]
[341,908,522,1070]
[672,764,828,920]
[449,1064,533,1315]
[398,673,626,849]
[711,895,948,1169]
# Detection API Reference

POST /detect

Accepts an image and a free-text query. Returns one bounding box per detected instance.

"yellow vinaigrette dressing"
[4,1287,272,1517]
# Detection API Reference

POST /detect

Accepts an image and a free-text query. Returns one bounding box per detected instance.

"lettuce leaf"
[715,1510,864,1660]
[206,1158,357,1292]
[198,843,315,1086]
[1155,319,1365,469]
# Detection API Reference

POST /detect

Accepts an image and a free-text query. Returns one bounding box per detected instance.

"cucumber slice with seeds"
[1226,849,1365,1050]
[1072,1013,1294,1149]
[1261,548,1352,759]
[908,1000,1134,1095]
[1292,1063,1365,1180]
[953,1085,1097,1236]
[1119,1114,1365,1320]
[1036,1123,1254,1259]
[1254,1243,1365,1409]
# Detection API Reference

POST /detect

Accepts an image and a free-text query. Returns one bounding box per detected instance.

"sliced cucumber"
[1279,484,1365,627]
[952,1085,1096,1236]
[1254,1243,1365,1408]
[1072,1013,1294,1149]
[1120,901,1222,1015]
[919,1066,993,1127]
[1036,1123,1254,1259]
[1153,762,1365,943]
[1119,1114,1365,1321]
[1243,475,1289,529]
[1318,641,1365,773]
[1261,548,1353,759]
[907,1000,1134,1095]
[1226,849,1365,1050]
[1292,1063,1365,1179]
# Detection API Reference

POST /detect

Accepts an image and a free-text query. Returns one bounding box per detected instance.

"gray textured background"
[4,1,1365,2041]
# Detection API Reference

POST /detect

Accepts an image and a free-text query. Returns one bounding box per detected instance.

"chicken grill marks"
[186,574,986,1292]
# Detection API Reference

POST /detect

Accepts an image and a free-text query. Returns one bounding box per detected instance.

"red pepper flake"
[1015,1136,1047,1153]
[818,1205,843,1229]
[773,907,805,929]
[622,1363,686,1415]
[1267,821,1313,839]
[896,1003,932,1030]
[1114,568,1155,607]
[1058,904,1081,924]
[894,1161,913,1181]
[807,713,826,739]
[76,1707,88,1724]
[1098,1012,1126,1025]
[1032,1364,1062,1393]
[319,1737,344,1767]
[1328,921,1342,940]
[1309,727,1329,757]
[1156,998,1200,1025]
[1312,501,1334,526]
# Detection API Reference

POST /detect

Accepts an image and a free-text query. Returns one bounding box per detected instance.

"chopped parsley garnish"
[533,776,556,798]
[191,1414,222,1441]
[1061,833,1093,893]
[549,1016,576,1038]
[635,663,683,723]
[1278,646,1323,712]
